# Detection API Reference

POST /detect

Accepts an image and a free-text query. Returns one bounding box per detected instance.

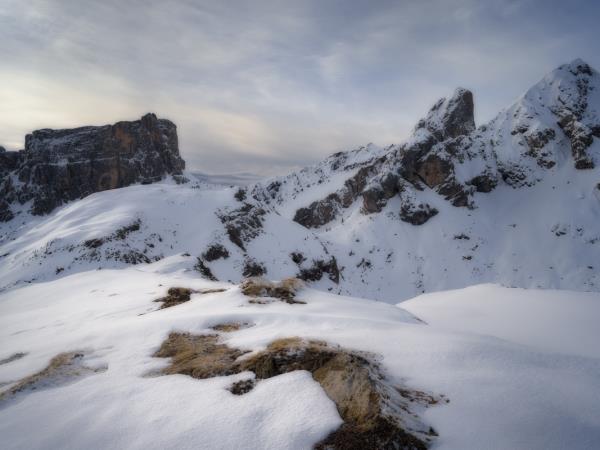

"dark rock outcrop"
[242,258,267,277]
[217,203,266,251]
[298,257,340,283]
[557,113,595,169]
[413,88,475,141]
[202,244,230,261]
[0,113,185,220]
[291,89,478,227]
[293,193,341,229]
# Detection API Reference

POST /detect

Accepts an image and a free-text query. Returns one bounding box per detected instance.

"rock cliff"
[0,113,185,220]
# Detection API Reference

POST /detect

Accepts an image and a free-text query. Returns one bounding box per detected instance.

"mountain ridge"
[1,59,599,302]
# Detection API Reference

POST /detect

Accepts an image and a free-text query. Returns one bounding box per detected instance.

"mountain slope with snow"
[1,271,599,450]
[2,59,600,450]
[2,59,600,302]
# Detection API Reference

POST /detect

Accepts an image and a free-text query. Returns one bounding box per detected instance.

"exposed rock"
[228,379,256,395]
[361,187,386,214]
[218,203,266,250]
[0,200,14,222]
[294,193,341,228]
[400,203,438,226]
[298,257,340,283]
[194,258,217,281]
[416,153,452,188]
[467,172,498,193]
[557,113,595,169]
[202,244,230,261]
[0,147,22,176]
[242,258,266,277]
[290,95,477,224]
[234,188,246,202]
[290,252,306,265]
[414,88,475,141]
[0,113,185,219]
[523,128,557,168]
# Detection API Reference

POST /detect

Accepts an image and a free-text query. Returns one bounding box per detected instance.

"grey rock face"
[0,113,185,220]
[286,60,600,230]
[414,88,475,141]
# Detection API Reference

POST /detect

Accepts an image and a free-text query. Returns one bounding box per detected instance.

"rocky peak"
[283,60,600,231]
[0,113,186,221]
[522,58,598,121]
[414,88,475,141]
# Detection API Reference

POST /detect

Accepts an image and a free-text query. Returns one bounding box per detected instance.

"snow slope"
[1,154,599,302]
[2,60,600,302]
[1,59,600,449]
[1,270,599,449]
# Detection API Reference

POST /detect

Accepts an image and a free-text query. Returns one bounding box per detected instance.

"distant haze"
[1,0,599,176]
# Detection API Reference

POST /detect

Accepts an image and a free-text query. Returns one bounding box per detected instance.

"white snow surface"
[2,59,600,448]
[1,270,599,449]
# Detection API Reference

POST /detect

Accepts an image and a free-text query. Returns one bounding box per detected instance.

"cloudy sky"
[1,0,599,175]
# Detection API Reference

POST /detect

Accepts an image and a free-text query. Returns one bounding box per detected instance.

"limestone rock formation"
[262,59,600,230]
[0,113,185,220]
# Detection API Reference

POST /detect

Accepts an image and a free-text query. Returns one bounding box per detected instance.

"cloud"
[1,0,599,174]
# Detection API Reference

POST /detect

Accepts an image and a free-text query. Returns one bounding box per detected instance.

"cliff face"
[0,113,185,220]
[253,59,600,229]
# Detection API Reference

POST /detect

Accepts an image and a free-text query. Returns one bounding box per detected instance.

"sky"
[1,0,599,176]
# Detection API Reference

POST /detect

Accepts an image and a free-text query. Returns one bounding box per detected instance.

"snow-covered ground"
[2,155,599,302]
[2,59,600,448]
[1,268,599,449]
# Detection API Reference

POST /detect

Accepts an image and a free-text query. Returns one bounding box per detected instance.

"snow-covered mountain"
[2,59,600,450]
[2,59,600,302]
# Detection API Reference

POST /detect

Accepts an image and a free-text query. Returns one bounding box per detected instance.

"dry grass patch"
[240,277,306,304]
[154,333,248,379]
[155,287,227,309]
[0,351,105,403]
[154,333,440,449]
[211,322,252,333]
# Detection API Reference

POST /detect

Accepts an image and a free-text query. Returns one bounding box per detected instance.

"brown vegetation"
[154,287,227,309]
[211,322,251,333]
[154,334,439,449]
[240,277,306,304]
[0,351,105,403]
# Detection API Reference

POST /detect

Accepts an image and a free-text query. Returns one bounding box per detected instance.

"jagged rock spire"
[414,88,475,141]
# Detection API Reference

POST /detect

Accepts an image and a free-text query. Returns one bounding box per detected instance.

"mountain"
[0,113,185,221]
[2,59,600,450]
[2,59,599,301]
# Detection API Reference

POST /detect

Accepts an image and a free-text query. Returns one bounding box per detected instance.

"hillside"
[1,59,600,301]
[2,58,600,450]
[1,271,599,450]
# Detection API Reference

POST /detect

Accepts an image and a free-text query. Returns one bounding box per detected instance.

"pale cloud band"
[1,0,598,175]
